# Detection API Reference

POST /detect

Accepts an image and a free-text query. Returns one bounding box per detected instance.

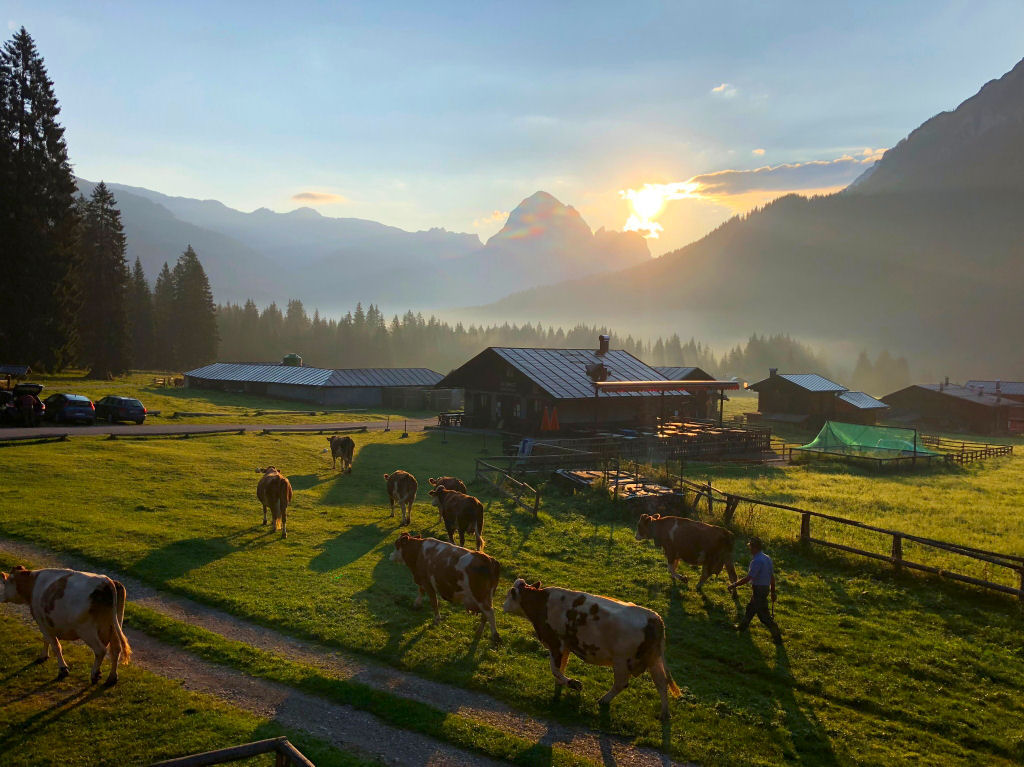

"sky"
[7,0,1024,254]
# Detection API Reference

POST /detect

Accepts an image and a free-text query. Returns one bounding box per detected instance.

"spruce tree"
[0,27,80,369]
[127,258,155,369]
[152,262,177,368]
[170,246,219,370]
[77,182,131,377]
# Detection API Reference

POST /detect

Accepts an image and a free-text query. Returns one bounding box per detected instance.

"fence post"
[533,489,540,519]
[1019,567,1024,603]
[800,513,810,544]
[706,480,713,517]
[723,495,739,526]
[891,534,903,571]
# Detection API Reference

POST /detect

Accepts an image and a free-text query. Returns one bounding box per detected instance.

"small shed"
[655,366,719,419]
[184,363,447,408]
[437,340,689,432]
[835,391,890,426]
[882,383,1024,435]
[748,370,848,427]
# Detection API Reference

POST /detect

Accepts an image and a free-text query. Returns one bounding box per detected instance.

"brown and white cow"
[384,470,417,525]
[428,476,467,494]
[327,435,355,472]
[256,466,293,537]
[1,566,131,685]
[502,579,680,720]
[390,533,501,642]
[429,486,485,550]
[635,514,737,590]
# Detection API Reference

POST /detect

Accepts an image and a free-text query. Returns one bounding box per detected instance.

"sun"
[619,181,702,238]
[629,186,667,220]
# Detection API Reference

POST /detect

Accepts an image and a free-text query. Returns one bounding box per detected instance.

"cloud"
[710,82,737,98]
[472,209,508,228]
[752,148,765,156]
[291,191,347,205]
[688,151,884,199]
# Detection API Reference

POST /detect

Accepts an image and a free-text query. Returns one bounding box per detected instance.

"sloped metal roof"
[965,380,1024,397]
[185,363,441,388]
[654,366,707,380]
[326,368,442,387]
[489,347,681,400]
[751,373,846,392]
[0,364,31,376]
[913,384,1021,408]
[838,391,889,410]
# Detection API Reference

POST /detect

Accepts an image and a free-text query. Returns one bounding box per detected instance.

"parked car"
[94,395,147,424]
[43,393,96,425]
[0,383,45,426]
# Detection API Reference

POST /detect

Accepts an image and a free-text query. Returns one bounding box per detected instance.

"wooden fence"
[475,458,541,518]
[918,435,1014,464]
[260,425,368,435]
[0,433,69,446]
[150,736,313,767]
[674,477,1024,601]
[107,428,246,440]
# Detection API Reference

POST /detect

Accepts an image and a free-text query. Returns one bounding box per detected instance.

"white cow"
[1,566,131,685]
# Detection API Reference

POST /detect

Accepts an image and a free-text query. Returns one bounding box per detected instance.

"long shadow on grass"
[309,523,382,573]
[0,684,108,753]
[132,526,276,583]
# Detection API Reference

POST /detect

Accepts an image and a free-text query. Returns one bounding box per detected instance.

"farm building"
[882,383,1024,435]
[965,380,1024,403]
[0,364,31,389]
[655,366,719,420]
[184,362,452,408]
[748,369,888,427]
[436,339,691,432]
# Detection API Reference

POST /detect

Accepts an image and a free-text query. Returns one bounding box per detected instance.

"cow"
[389,533,501,642]
[502,579,680,720]
[635,514,738,590]
[1,566,131,685]
[428,485,485,550]
[326,435,355,473]
[383,470,417,525]
[256,466,293,537]
[428,476,467,494]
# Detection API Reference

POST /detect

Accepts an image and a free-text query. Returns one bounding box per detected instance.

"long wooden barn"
[436,340,691,432]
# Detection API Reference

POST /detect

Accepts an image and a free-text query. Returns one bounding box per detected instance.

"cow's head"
[428,486,449,506]
[0,565,31,604]
[502,577,542,615]
[635,513,662,541]
[428,477,439,486]
[256,466,278,475]
[390,532,419,564]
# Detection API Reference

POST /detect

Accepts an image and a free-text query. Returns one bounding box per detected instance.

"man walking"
[728,537,782,644]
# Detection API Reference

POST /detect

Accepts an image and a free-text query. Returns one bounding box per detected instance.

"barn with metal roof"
[882,383,1024,435]
[748,369,888,426]
[436,338,691,431]
[184,362,446,408]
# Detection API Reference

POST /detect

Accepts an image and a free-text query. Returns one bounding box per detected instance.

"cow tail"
[489,558,501,601]
[112,580,132,664]
[476,501,486,550]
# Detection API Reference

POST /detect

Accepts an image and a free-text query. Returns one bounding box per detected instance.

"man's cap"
[748,536,763,549]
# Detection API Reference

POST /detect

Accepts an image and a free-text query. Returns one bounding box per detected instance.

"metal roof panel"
[838,391,889,410]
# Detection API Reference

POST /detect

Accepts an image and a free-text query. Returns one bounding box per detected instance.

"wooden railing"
[674,477,1024,601]
[475,458,541,518]
[151,736,314,767]
[918,434,1014,464]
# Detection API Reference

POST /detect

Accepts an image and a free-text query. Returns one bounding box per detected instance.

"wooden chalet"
[882,383,1024,435]
[748,369,888,427]
[437,338,692,433]
[655,366,719,420]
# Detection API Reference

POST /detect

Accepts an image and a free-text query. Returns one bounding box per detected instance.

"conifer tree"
[170,246,218,369]
[127,258,155,369]
[152,262,177,368]
[77,182,131,376]
[0,28,80,369]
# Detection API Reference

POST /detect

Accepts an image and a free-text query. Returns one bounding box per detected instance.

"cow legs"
[403,501,412,526]
[50,637,70,680]
[414,587,425,609]
[427,587,441,624]
[648,658,674,721]
[667,558,687,584]
[549,649,581,690]
[80,625,108,685]
[696,563,712,591]
[479,605,500,643]
[281,506,287,538]
[457,529,466,547]
[262,504,268,525]
[598,660,631,707]
[35,638,50,664]
[725,560,739,596]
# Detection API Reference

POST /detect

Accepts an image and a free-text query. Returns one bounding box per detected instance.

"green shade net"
[795,421,939,458]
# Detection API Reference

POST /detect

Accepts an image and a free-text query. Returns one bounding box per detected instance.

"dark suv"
[1,383,45,426]
[95,396,147,424]
[43,393,96,425]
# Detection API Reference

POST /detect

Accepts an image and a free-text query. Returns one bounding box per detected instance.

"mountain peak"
[286,206,322,219]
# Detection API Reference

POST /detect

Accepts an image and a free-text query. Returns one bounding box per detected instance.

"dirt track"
[0,538,688,767]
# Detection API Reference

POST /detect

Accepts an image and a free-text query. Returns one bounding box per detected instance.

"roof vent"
[769,367,778,377]
[944,376,950,387]
[597,334,610,356]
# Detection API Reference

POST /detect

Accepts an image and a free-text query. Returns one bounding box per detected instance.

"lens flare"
[619,181,701,238]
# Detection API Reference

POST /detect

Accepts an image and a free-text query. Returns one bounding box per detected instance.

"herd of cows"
[0,433,745,722]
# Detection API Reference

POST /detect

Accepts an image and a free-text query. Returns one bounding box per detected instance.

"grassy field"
[11,370,432,424]
[2,430,1023,765]
[0,612,371,767]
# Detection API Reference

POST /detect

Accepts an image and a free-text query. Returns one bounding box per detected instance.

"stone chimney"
[597,334,610,356]
[769,368,778,377]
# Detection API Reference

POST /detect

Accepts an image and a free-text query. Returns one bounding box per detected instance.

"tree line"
[0,28,217,376]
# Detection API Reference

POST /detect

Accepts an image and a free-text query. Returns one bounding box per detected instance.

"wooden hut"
[882,383,1024,435]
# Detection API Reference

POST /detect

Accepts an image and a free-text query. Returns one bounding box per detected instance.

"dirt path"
[0,538,689,767]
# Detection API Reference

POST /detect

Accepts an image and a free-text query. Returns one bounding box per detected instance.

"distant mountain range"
[75,180,649,313]
[480,57,1024,378]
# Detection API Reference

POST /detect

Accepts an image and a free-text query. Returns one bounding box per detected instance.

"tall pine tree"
[77,182,131,377]
[0,28,80,369]
[171,246,218,369]
[152,262,177,368]
[127,258,155,370]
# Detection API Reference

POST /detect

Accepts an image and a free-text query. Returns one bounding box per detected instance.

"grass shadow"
[131,526,276,583]
[308,523,383,573]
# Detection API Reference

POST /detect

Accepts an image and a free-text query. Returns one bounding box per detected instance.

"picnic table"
[438,411,463,428]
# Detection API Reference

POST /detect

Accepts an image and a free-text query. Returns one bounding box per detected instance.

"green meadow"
[1,429,1023,765]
